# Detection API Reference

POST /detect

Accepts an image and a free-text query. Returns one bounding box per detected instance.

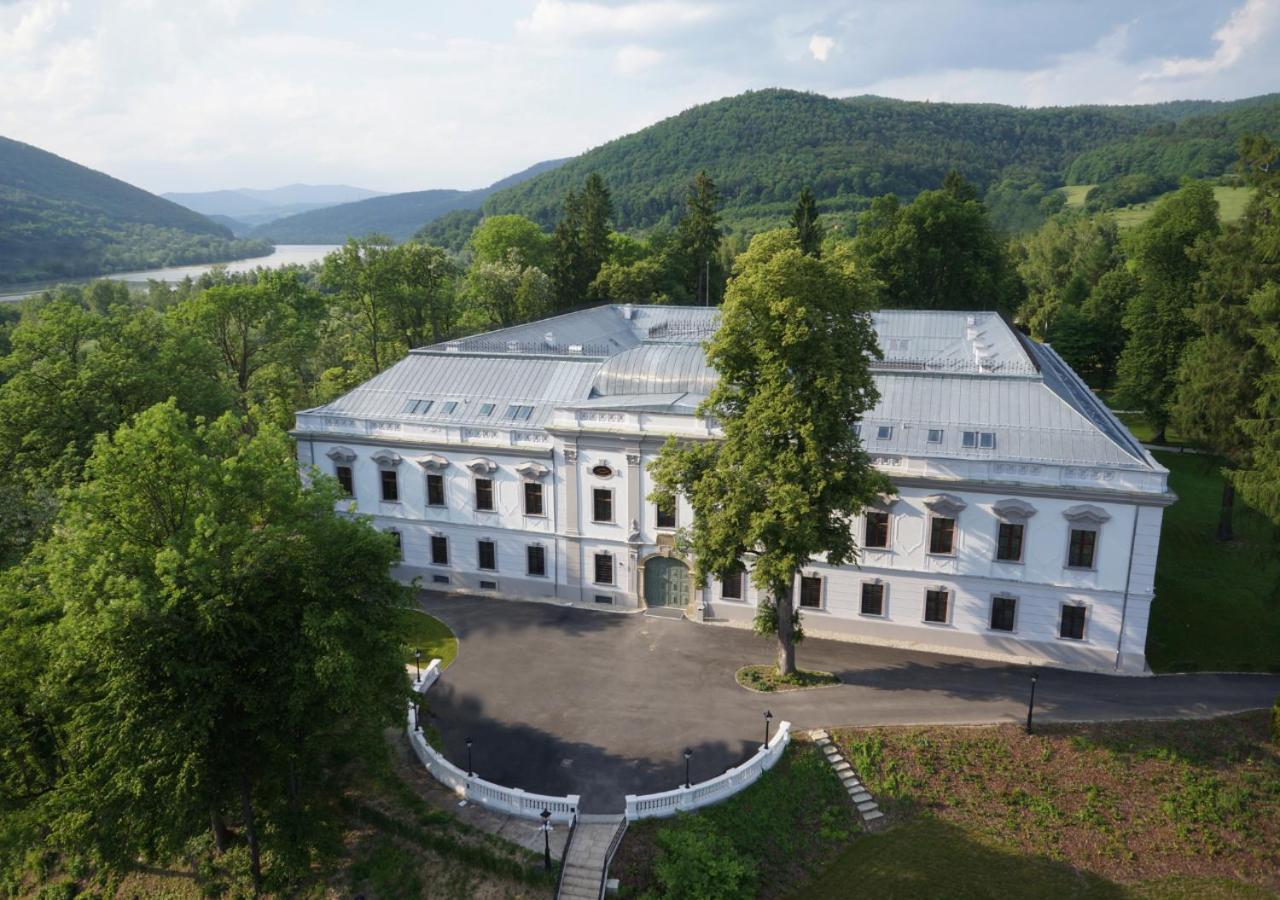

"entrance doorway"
[644,556,690,609]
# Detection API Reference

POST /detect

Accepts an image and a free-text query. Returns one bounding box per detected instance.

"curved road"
[418,592,1280,813]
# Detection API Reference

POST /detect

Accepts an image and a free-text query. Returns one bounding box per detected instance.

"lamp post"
[465,737,474,777]
[1026,671,1039,735]
[413,699,421,732]
[683,747,693,789]
[764,710,774,748]
[540,808,552,871]
[414,648,422,682]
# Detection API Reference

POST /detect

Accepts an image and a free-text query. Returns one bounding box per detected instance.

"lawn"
[399,607,458,669]
[803,713,1280,899]
[611,743,858,899]
[1060,184,1094,209]
[1146,451,1280,672]
[1112,185,1254,230]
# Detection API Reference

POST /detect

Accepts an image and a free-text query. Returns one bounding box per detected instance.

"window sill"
[988,627,1017,634]
[524,512,548,519]
[1063,566,1096,573]
[994,558,1024,565]
[859,611,887,618]
[926,552,957,559]
[922,619,952,627]
[1056,634,1087,643]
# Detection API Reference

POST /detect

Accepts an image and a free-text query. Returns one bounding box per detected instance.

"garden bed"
[735,665,840,692]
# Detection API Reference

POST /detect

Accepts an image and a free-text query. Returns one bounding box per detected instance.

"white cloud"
[615,44,664,74]
[808,33,834,62]
[1143,0,1279,79]
[517,0,721,40]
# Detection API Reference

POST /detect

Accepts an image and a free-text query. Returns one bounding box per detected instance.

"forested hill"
[249,157,570,243]
[478,89,1280,233]
[0,136,270,285]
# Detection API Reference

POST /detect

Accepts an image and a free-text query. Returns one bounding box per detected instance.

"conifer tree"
[791,187,825,257]
[678,170,723,305]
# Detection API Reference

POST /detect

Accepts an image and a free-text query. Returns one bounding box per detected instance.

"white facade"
[293,305,1173,674]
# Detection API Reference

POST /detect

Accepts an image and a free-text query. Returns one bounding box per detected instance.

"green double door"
[644,556,690,608]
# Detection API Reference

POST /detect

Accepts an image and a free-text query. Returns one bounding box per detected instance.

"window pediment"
[466,457,498,475]
[1063,503,1110,525]
[326,446,357,463]
[993,498,1037,522]
[371,449,401,467]
[924,493,967,517]
[869,492,901,512]
[515,461,550,479]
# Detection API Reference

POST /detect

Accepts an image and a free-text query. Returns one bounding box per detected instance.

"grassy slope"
[801,715,1280,899]
[1061,184,1094,208]
[1113,185,1253,229]
[399,608,459,669]
[1145,451,1280,672]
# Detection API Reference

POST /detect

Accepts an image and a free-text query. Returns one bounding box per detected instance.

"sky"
[1,0,1278,195]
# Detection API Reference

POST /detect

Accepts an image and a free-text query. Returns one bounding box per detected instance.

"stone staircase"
[812,729,885,828]
[556,813,627,900]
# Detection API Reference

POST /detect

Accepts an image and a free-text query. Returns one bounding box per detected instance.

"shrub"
[650,817,757,900]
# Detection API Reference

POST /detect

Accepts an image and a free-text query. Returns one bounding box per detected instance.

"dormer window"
[505,404,534,421]
[926,428,943,444]
[441,400,459,415]
[876,425,893,440]
[479,403,495,417]
[962,430,996,450]
[402,399,433,415]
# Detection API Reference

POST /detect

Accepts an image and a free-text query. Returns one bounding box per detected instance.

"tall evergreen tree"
[678,170,723,305]
[1114,180,1220,444]
[791,187,825,257]
[580,173,614,286]
[650,229,888,676]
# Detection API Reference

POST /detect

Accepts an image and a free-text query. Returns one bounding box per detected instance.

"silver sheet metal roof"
[305,304,1156,471]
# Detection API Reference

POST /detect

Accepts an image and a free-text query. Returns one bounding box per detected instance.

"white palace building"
[293,305,1173,674]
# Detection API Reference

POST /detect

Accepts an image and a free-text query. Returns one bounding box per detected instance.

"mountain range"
[162,184,386,233]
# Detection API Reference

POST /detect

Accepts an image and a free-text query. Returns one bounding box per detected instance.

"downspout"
[1114,507,1140,671]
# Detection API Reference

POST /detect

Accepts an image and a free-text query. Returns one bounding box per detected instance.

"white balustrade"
[623,722,792,820]
[407,658,579,824]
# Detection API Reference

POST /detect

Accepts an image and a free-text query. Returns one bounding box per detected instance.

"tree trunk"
[775,579,797,677]
[240,772,262,896]
[1152,425,1167,446]
[1217,479,1235,542]
[210,810,229,855]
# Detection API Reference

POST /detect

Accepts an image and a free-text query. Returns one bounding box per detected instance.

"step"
[840,775,861,787]
[856,801,879,814]
[850,791,872,804]
[832,761,852,773]
[560,872,603,892]
[815,737,832,747]
[811,729,830,740]
[862,809,885,823]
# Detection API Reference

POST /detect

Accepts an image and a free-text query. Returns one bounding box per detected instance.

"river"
[0,244,341,302]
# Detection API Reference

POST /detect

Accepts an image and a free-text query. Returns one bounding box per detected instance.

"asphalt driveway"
[418,592,1280,813]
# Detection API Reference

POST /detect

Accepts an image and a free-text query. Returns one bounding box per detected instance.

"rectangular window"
[1068,529,1097,568]
[380,468,399,502]
[527,544,546,577]
[594,553,614,585]
[477,539,496,571]
[475,478,494,512]
[479,403,495,417]
[996,522,1024,562]
[962,430,977,449]
[524,482,545,516]
[655,500,676,529]
[721,565,744,600]
[990,596,1017,632]
[876,425,893,440]
[504,404,533,421]
[865,511,890,549]
[335,464,353,496]
[924,589,949,624]
[388,529,402,558]
[1060,604,1087,640]
[479,580,497,590]
[432,574,450,585]
[799,575,823,609]
[430,535,449,565]
[926,428,943,444]
[401,399,432,415]
[861,582,885,616]
[929,517,956,555]
[441,400,459,415]
[592,488,613,523]
[426,473,446,507]
[963,430,996,449]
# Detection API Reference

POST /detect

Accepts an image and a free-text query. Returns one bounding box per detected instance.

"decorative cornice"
[869,492,901,512]
[889,474,1175,508]
[563,449,578,462]
[924,493,967,516]
[289,431,554,460]
[325,446,356,463]
[416,454,449,470]
[1062,503,1112,525]
[515,461,550,479]
[992,498,1038,521]
[466,457,499,475]
[370,449,402,467]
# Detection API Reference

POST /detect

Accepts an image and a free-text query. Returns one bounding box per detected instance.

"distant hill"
[163,183,385,229]
[249,159,569,243]
[477,89,1280,234]
[0,136,271,285]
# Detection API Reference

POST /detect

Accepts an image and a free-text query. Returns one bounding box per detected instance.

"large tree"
[0,402,408,890]
[851,171,1022,313]
[550,176,614,309]
[467,214,551,270]
[649,229,889,676]
[678,170,723,305]
[1114,180,1220,444]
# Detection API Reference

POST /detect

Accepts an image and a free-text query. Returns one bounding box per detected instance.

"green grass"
[736,665,840,692]
[1112,410,1186,447]
[1113,185,1254,230]
[398,608,458,670]
[1146,451,1280,672]
[1060,184,1094,209]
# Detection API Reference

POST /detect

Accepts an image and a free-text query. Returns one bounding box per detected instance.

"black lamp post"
[683,747,693,789]
[1026,671,1039,734]
[465,737,474,777]
[540,808,552,871]
[413,699,421,732]
[414,648,422,681]
[764,710,774,748]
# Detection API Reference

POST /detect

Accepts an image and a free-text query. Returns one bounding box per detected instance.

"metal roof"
[305,304,1157,472]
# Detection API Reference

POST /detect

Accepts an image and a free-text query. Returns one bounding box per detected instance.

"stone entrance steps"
[557,813,627,900]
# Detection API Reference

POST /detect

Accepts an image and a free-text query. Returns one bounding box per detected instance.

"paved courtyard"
[418,592,1280,813]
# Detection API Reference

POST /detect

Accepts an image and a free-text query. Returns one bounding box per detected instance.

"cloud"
[517,0,721,41]
[808,33,834,62]
[1143,0,1279,79]
[615,44,664,74]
